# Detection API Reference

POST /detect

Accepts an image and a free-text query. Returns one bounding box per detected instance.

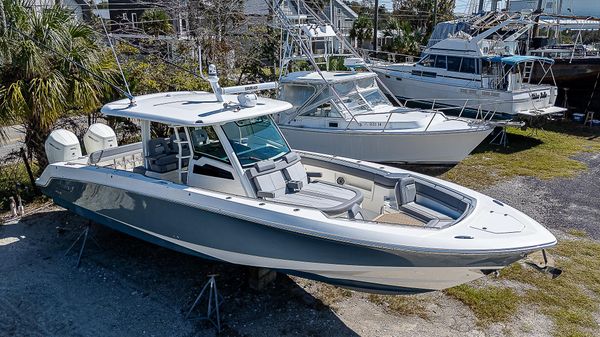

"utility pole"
[433,0,438,27]
[372,0,379,51]
[533,0,543,38]
[531,0,544,48]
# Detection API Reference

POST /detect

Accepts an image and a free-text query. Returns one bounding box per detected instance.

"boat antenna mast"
[91,1,135,107]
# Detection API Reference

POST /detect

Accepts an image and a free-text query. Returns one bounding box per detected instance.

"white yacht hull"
[373,67,565,117]
[280,126,493,164]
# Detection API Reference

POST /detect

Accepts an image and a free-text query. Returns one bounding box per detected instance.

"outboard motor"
[45,129,82,164]
[83,123,118,154]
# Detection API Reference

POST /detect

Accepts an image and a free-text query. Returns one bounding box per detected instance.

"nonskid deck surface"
[373,212,427,226]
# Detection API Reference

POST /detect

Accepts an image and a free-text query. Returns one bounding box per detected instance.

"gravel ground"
[1,151,599,337]
[481,151,600,238]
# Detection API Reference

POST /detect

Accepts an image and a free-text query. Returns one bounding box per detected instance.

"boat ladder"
[172,126,193,184]
[522,61,534,84]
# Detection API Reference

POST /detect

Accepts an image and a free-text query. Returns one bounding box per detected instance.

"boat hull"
[532,57,600,89]
[373,67,562,117]
[41,177,522,294]
[279,127,493,164]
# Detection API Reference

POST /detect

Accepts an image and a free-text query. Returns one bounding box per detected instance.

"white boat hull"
[373,67,565,117]
[280,126,493,164]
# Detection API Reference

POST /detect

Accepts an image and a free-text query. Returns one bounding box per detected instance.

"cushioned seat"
[395,177,453,224]
[246,152,364,217]
[146,138,178,173]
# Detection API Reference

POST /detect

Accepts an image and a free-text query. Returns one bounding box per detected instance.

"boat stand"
[489,126,508,147]
[525,249,562,279]
[185,274,223,332]
[64,220,101,268]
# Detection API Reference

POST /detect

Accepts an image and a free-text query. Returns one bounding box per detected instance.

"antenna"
[91,0,135,106]
[207,64,223,102]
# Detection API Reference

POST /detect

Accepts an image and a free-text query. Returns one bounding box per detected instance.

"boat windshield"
[362,89,388,107]
[221,116,290,167]
[335,88,387,114]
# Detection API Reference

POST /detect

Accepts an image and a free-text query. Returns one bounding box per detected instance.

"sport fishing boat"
[36,67,557,294]
[277,68,494,164]
[269,1,494,164]
[371,19,567,119]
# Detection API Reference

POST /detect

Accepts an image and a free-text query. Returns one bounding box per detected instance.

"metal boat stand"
[185,274,224,332]
[489,126,508,147]
[64,220,101,268]
[525,249,563,279]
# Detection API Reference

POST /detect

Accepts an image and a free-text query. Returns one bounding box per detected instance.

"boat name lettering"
[530,92,548,100]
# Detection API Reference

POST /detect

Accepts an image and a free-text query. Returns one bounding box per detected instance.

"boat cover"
[484,55,555,65]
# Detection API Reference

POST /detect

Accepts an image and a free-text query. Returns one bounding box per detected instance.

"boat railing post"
[382,109,393,132]
[488,102,499,121]
[458,99,469,118]
[424,107,438,132]
[482,100,495,121]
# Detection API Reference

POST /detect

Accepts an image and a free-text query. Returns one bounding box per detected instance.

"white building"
[30,0,94,21]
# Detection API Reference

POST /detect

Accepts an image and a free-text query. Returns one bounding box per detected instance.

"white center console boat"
[37,69,556,294]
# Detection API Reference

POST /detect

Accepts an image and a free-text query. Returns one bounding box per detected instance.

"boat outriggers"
[36,68,556,294]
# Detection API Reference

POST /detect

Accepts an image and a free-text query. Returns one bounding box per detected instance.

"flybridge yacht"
[37,69,556,294]
[268,1,493,164]
[371,20,567,119]
[277,68,494,164]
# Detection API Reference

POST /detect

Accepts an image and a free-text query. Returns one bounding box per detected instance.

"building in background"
[245,0,357,37]
[107,0,189,37]
[30,0,93,21]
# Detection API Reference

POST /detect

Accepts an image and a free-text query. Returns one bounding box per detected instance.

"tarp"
[484,55,555,65]
[427,21,472,47]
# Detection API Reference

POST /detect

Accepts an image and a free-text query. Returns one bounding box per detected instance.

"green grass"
[442,125,600,189]
[566,228,589,238]
[499,239,600,337]
[445,285,520,325]
[367,294,428,319]
[0,162,39,211]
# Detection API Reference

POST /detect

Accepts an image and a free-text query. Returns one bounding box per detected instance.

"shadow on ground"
[542,120,600,140]
[0,210,359,337]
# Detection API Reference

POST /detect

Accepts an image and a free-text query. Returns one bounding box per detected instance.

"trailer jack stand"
[64,221,101,268]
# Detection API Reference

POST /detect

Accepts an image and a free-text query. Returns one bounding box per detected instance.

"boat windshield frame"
[220,115,291,168]
[328,78,391,116]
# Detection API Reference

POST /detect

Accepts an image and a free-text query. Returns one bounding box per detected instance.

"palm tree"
[0,0,117,168]
[349,15,373,48]
[382,17,422,56]
[141,9,174,36]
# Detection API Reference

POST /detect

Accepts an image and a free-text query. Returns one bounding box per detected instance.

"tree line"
[347,0,455,55]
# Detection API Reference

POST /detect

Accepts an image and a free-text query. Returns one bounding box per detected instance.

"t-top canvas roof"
[281,71,377,85]
[101,91,293,126]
